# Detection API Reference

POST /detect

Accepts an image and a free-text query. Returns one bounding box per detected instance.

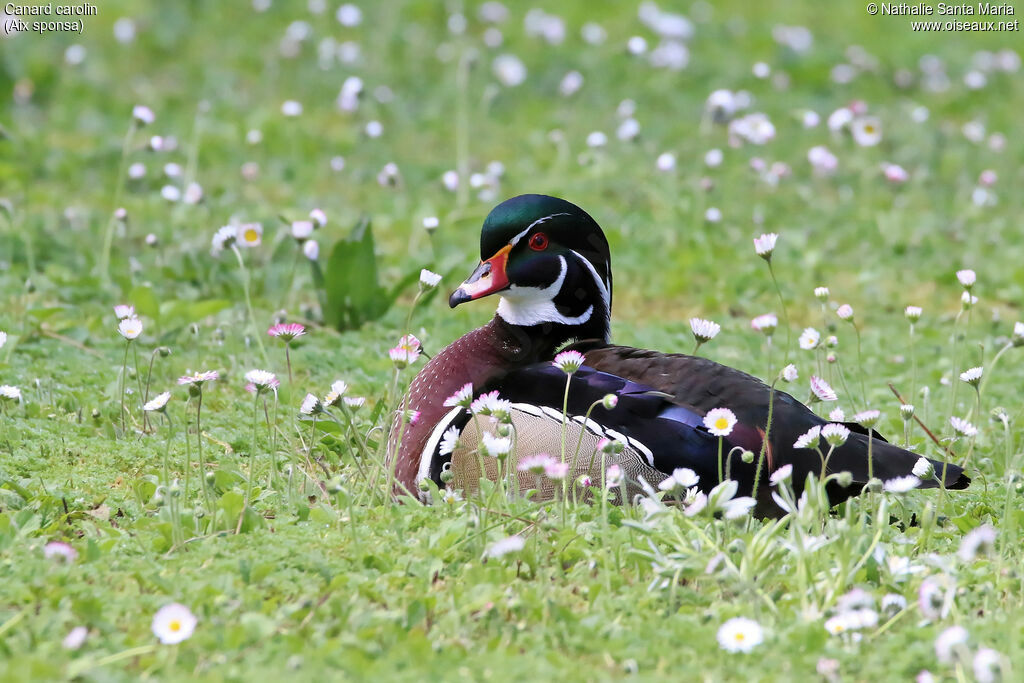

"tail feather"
[826,434,970,490]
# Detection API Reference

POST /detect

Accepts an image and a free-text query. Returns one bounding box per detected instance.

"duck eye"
[528,232,549,251]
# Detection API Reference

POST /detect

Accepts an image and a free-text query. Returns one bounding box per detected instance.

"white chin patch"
[495,256,594,327]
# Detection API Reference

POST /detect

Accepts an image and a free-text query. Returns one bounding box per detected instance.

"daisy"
[769,464,793,486]
[900,404,915,420]
[151,603,198,645]
[658,467,699,493]
[323,380,348,407]
[492,54,527,87]
[934,625,968,664]
[299,393,323,415]
[912,457,934,479]
[814,286,830,300]
[827,107,853,132]
[905,305,922,322]
[1012,321,1024,346]
[716,617,764,653]
[750,313,777,335]
[656,152,676,172]
[343,396,365,409]
[118,317,143,340]
[267,323,306,342]
[956,269,976,290]
[853,409,880,428]
[43,541,78,562]
[244,370,279,394]
[809,375,838,402]
[883,475,920,493]
[143,392,171,412]
[689,317,720,344]
[544,461,569,480]
[552,350,585,374]
[0,385,22,402]
[114,304,135,320]
[470,390,509,417]
[403,409,421,425]
[518,453,556,475]
[883,163,909,183]
[443,382,474,409]
[481,432,512,457]
[828,407,845,422]
[957,524,997,562]
[601,393,618,410]
[851,117,882,146]
[423,215,441,231]
[132,104,155,125]
[808,146,838,175]
[950,416,978,437]
[309,208,327,227]
[821,423,850,447]
[389,334,422,369]
[959,366,983,387]
[62,626,88,650]
[683,489,708,516]
[723,496,756,519]
[881,594,907,615]
[291,220,314,241]
[281,100,303,117]
[419,269,442,289]
[438,426,461,456]
[753,233,778,260]
[836,304,854,321]
[961,291,978,309]
[793,425,822,449]
[799,327,821,350]
[484,535,525,558]
[238,223,263,248]
[605,464,623,488]
[210,225,237,256]
[973,648,1003,683]
[918,577,948,620]
[177,371,219,386]
[703,407,737,437]
[781,364,798,382]
[303,240,319,260]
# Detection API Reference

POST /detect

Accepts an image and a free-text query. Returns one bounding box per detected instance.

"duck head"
[450,194,613,348]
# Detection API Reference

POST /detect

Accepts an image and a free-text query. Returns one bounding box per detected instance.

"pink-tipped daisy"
[114,304,135,320]
[118,317,143,340]
[809,375,838,402]
[836,304,854,321]
[543,460,569,480]
[950,416,977,437]
[389,334,422,369]
[177,371,219,386]
[267,322,306,343]
[244,369,280,395]
[443,382,474,408]
[552,350,585,374]
[956,269,976,290]
[518,453,556,475]
[750,313,778,335]
[43,541,78,562]
[690,317,720,344]
[753,233,778,260]
[821,423,850,447]
[793,425,822,449]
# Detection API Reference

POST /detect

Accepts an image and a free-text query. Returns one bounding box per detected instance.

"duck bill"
[449,244,512,308]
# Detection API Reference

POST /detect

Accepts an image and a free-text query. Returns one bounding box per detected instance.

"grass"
[2,0,1024,679]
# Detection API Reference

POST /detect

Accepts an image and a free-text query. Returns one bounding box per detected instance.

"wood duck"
[389,194,969,514]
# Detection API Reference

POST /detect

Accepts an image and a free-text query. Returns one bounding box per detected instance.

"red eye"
[528,232,549,251]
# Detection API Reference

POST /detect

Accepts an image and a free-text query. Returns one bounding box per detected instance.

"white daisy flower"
[934,625,968,664]
[299,393,323,415]
[656,152,676,172]
[808,145,838,175]
[905,305,922,322]
[132,104,155,125]
[753,232,778,260]
[716,617,764,653]
[950,416,978,437]
[821,423,850,447]
[443,383,473,409]
[689,317,720,344]
[881,593,907,615]
[1012,321,1024,346]
[827,107,853,131]
[481,432,512,457]
[518,453,555,475]
[809,375,837,402]
[238,223,263,248]
[291,220,314,241]
[492,54,527,87]
[151,603,197,644]
[750,313,778,335]
[769,464,793,486]
[62,626,88,650]
[957,524,996,562]
[114,304,135,320]
[961,291,978,309]
[883,163,909,183]
[703,407,737,437]
[281,100,303,117]
[485,535,525,559]
[828,407,845,422]
[658,467,699,493]
[244,369,279,394]
[836,304,854,321]
[956,269,976,289]
[973,648,1003,683]
[794,425,822,449]
[883,475,920,493]
[552,350,585,374]
[343,396,365,409]
[309,208,327,227]
[853,409,880,428]
[851,117,882,146]
[799,327,821,350]
[586,131,607,148]
[303,240,319,261]
[419,269,442,289]
[959,366,983,386]
[912,457,934,479]
[160,185,181,202]
[143,392,171,412]
[210,225,237,256]
[118,317,143,340]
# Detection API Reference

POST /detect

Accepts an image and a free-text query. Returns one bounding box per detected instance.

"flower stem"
[767,262,792,365]
[118,341,130,436]
[231,245,269,365]
[98,121,136,283]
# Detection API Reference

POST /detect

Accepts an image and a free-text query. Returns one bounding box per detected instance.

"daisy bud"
[825,335,839,348]
[114,207,128,221]
[419,269,442,290]
[956,269,976,290]
[753,232,779,261]
[440,469,454,484]
[327,477,343,494]
[836,471,853,487]
[1011,321,1024,347]
[602,394,618,410]
[145,233,159,247]
[900,404,915,420]
[576,474,594,489]
[303,239,319,261]
[291,220,314,241]
[990,406,1009,424]
[961,291,978,309]
[814,286,830,301]
[194,505,206,519]
[309,208,327,227]
[836,304,854,322]
[741,450,754,464]
[853,409,880,429]
[132,104,155,126]
[867,477,883,493]
[905,305,922,322]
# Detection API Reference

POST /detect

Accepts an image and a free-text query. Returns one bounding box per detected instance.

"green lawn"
[2,1,1023,680]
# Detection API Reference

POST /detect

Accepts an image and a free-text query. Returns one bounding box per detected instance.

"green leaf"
[323,216,389,330]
